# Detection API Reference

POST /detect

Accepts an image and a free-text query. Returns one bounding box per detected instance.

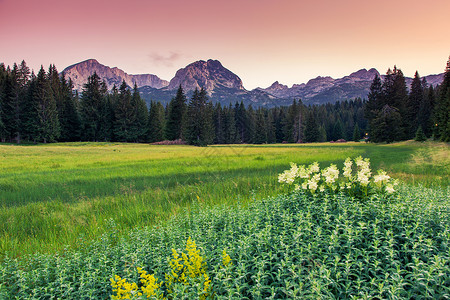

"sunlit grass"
[0,141,448,257]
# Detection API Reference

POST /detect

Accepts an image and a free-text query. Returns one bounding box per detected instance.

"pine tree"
[35,66,60,143]
[223,103,237,144]
[80,73,101,141]
[253,108,267,144]
[433,56,450,141]
[414,125,427,142]
[185,88,214,146]
[114,81,135,142]
[148,101,165,142]
[213,103,225,144]
[166,86,187,141]
[332,119,345,141]
[371,105,402,143]
[407,71,423,138]
[131,83,148,142]
[0,63,6,141]
[59,75,81,142]
[352,123,361,142]
[2,64,21,142]
[304,110,320,143]
[318,124,327,142]
[21,71,40,142]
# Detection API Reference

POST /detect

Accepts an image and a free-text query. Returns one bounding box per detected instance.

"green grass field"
[0,141,448,258]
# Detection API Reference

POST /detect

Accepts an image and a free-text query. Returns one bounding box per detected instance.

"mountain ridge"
[62,59,445,107]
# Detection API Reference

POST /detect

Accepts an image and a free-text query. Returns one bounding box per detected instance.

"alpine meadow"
[1,4,450,295]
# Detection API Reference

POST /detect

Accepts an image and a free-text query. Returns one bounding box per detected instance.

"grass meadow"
[0,141,449,298]
[0,141,448,258]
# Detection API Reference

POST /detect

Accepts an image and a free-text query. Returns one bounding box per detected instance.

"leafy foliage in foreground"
[0,185,449,299]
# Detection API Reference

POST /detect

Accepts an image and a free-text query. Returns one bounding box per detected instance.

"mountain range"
[62,59,444,107]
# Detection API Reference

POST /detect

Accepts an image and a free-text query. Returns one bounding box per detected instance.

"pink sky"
[1,0,449,89]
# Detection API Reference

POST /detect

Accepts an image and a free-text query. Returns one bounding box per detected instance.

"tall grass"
[0,141,448,257]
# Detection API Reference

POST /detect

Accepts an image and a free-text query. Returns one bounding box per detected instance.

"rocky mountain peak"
[62,59,168,91]
[167,59,245,92]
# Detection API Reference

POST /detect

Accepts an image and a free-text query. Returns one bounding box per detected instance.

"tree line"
[365,58,450,142]
[0,58,448,145]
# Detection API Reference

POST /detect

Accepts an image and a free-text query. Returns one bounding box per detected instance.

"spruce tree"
[433,56,450,141]
[407,71,423,138]
[371,105,402,143]
[304,110,320,143]
[185,88,214,146]
[59,75,81,142]
[114,81,135,142]
[253,108,267,144]
[80,72,105,141]
[148,101,165,142]
[223,103,237,144]
[414,125,427,142]
[131,83,148,142]
[165,86,187,141]
[35,66,60,143]
[352,123,361,142]
[213,103,225,144]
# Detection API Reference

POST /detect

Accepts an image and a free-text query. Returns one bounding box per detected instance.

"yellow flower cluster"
[165,236,211,298]
[222,249,232,267]
[110,275,139,300]
[110,237,230,299]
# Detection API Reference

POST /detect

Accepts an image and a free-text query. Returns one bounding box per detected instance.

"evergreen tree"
[0,63,6,141]
[114,81,135,142]
[223,103,237,144]
[371,105,402,143]
[234,102,245,143]
[304,110,320,143]
[407,71,423,138]
[185,88,214,146]
[21,71,41,141]
[244,105,255,143]
[166,86,187,141]
[148,101,165,142]
[2,64,21,142]
[266,109,276,144]
[253,108,267,144]
[414,125,427,142]
[332,119,345,140]
[59,75,81,141]
[318,124,327,142]
[352,123,361,142]
[365,73,383,123]
[213,103,225,144]
[131,83,148,142]
[80,72,106,141]
[35,66,60,143]
[433,56,450,141]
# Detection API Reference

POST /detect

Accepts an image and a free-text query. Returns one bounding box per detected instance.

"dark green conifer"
[166,86,187,141]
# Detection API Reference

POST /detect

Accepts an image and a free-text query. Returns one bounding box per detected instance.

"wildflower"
[385,184,395,194]
[343,157,353,178]
[308,162,320,174]
[222,249,232,267]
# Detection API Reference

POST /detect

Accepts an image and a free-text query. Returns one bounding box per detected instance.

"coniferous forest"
[0,58,449,145]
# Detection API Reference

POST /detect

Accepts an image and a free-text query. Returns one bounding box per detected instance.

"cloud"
[148,51,182,67]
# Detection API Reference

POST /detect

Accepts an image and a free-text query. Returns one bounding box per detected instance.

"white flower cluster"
[355,156,371,187]
[278,156,398,198]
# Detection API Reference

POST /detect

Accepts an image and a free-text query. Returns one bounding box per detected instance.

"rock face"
[167,59,245,92]
[62,59,169,91]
